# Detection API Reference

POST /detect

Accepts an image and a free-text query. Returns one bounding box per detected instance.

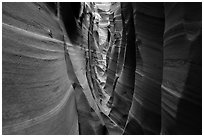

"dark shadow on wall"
[59,2,82,44]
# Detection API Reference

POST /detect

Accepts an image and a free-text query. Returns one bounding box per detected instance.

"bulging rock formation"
[2,2,202,135]
[109,2,136,129]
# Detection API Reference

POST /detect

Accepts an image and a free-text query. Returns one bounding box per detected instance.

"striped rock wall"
[104,2,122,96]
[2,3,79,134]
[2,2,106,135]
[161,3,202,134]
[114,2,201,135]
[2,2,202,135]
[109,3,136,129]
[104,2,201,135]
[124,3,164,134]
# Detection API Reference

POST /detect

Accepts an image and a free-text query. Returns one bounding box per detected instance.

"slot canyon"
[2,2,202,135]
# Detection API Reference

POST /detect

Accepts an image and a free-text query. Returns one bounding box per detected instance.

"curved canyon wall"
[2,2,202,135]
[2,2,106,135]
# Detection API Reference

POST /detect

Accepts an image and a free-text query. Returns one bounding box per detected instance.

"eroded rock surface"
[2,2,202,135]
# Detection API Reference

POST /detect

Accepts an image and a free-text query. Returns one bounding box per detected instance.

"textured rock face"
[109,2,202,135]
[2,2,106,135]
[161,3,202,134]
[124,3,164,134]
[104,2,122,96]
[2,3,79,134]
[109,3,136,129]
[2,2,202,135]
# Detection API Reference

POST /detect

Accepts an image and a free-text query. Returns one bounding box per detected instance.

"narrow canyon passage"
[2,2,202,135]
